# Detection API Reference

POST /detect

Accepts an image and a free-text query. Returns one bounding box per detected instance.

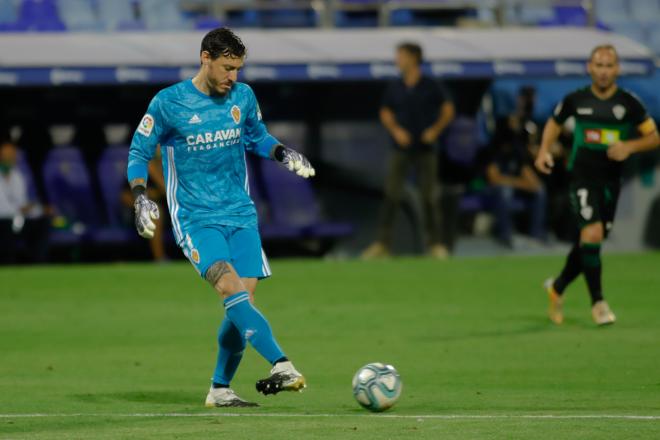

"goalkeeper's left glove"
[273,145,315,178]
[134,193,159,239]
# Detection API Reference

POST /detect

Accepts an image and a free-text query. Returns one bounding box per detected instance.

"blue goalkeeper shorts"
[179,225,272,280]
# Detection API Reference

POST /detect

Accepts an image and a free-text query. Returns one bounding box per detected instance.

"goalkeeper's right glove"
[134,194,159,239]
[273,145,315,179]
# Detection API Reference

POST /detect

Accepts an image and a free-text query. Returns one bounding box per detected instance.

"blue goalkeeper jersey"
[127,79,281,245]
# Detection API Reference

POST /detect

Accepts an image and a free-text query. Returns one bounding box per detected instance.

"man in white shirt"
[0,140,28,263]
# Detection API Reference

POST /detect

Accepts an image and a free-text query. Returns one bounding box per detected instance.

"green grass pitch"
[2,254,660,439]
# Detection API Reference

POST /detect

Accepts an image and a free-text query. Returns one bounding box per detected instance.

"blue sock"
[212,319,246,387]
[224,292,285,365]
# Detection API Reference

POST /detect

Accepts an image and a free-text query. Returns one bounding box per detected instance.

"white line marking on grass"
[1,413,659,421]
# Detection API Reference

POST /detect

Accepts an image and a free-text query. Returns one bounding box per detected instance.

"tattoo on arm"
[205,261,231,286]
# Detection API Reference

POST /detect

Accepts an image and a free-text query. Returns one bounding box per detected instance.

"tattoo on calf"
[205,261,231,286]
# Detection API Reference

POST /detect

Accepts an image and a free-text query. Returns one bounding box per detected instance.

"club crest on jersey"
[231,105,241,124]
[191,248,200,264]
[137,114,154,136]
[612,105,626,120]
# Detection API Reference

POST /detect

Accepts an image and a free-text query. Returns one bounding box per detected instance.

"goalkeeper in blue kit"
[127,28,314,407]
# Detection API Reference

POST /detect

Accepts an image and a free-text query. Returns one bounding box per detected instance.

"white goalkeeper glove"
[134,194,159,239]
[273,145,315,178]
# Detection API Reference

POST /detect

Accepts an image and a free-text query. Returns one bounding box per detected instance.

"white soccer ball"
[352,363,402,412]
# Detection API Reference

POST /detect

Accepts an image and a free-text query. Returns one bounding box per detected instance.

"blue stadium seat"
[98,0,142,31]
[195,15,222,30]
[139,0,190,31]
[629,0,660,22]
[0,0,17,23]
[518,4,555,25]
[56,0,99,31]
[609,20,646,44]
[595,0,629,24]
[551,5,588,26]
[647,27,660,55]
[18,0,66,31]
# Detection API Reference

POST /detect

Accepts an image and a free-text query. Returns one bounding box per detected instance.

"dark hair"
[201,27,246,60]
[590,44,618,62]
[397,42,423,65]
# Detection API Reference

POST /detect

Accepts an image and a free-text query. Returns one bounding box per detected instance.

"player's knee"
[205,260,244,296]
[581,224,604,243]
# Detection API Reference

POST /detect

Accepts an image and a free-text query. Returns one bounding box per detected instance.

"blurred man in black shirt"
[485,119,546,247]
[363,42,455,259]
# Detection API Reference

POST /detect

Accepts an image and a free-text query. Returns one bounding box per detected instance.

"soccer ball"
[352,363,402,412]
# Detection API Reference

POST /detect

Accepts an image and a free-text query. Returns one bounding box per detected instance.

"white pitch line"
[0,413,659,421]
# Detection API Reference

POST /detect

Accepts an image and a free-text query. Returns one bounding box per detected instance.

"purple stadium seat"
[258,159,353,239]
[16,150,40,203]
[443,117,483,167]
[43,146,132,244]
[247,157,303,239]
[97,145,129,227]
[43,146,100,225]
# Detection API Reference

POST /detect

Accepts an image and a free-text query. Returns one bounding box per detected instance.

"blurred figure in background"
[0,140,50,264]
[362,42,455,259]
[485,118,546,247]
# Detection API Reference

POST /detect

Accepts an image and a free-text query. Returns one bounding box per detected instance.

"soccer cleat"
[592,300,616,326]
[256,361,306,396]
[544,278,563,325]
[204,387,259,408]
[360,242,390,260]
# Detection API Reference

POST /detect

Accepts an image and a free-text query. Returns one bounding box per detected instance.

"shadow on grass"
[417,317,551,343]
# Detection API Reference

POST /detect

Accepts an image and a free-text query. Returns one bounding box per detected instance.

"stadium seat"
[258,9,318,28]
[551,5,588,26]
[518,4,555,25]
[334,0,380,28]
[97,145,129,227]
[98,0,142,31]
[443,117,484,167]
[646,27,660,56]
[16,150,42,204]
[595,0,629,24]
[195,16,223,30]
[609,20,646,44]
[259,159,353,239]
[56,0,99,31]
[629,0,660,23]
[139,0,190,31]
[43,146,132,244]
[18,0,66,31]
[246,158,303,240]
[0,0,17,23]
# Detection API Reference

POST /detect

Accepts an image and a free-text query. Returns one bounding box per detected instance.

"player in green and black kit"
[535,45,659,326]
